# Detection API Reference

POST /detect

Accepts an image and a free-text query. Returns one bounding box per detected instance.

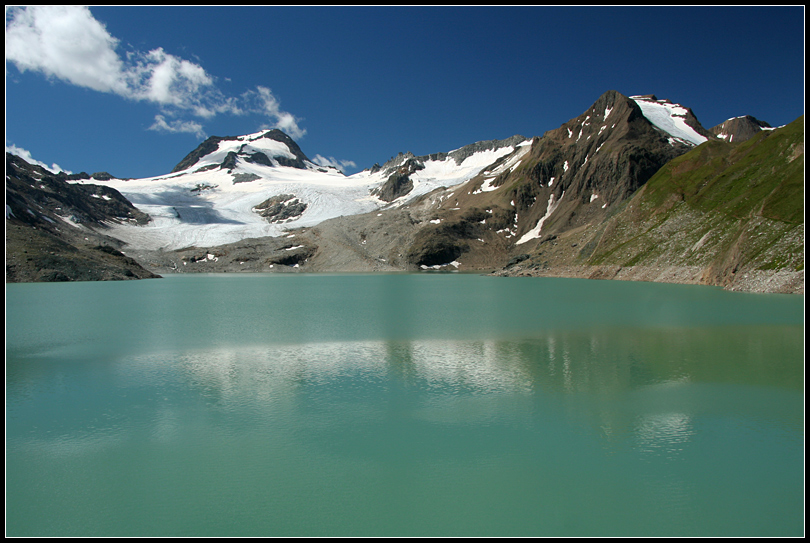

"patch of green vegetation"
[622,241,664,267]
[751,224,805,271]
[758,257,791,271]
[640,116,804,224]
[586,214,666,266]
[641,142,728,207]
[760,154,804,223]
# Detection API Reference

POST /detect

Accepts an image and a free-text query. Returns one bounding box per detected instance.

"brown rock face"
[253,194,308,223]
[398,91,713,269]
[710,115,772,143]
[480,91,702,244]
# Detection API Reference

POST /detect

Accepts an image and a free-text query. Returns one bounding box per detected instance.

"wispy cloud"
[245,86,307,140]
[6,143,70,174]
[5,6,302,138]
[312,154,357,173]
[148,115,206,139]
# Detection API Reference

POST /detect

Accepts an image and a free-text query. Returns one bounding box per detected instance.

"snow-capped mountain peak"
[70,129,530,251]
[171,128,334,174]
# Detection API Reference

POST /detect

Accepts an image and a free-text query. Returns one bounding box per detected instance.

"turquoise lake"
[5,273,805,536]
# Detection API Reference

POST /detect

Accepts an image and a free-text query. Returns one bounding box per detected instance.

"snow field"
[630,96,708,146]
[72,138,528,250]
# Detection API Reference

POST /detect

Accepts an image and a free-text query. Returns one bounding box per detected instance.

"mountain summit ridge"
[709,115,774,143]
[171,128,329,174]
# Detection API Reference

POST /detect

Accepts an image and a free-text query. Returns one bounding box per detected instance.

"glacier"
[71,130,529,251]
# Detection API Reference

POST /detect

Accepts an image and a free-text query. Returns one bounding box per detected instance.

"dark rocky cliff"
[5,153,160,282]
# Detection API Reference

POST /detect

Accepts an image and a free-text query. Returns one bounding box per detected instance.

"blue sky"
[5,6,805,179]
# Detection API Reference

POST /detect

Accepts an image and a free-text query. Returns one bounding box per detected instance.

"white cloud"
[5,6,220,113]
[148,115,206,139]
[6,6,306,139]
[6,143,70,174]
[312,154,357,173]
[125,47,218,111]
[5,5,128,94]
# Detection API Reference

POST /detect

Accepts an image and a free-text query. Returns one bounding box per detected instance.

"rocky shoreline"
[490,263,804,295]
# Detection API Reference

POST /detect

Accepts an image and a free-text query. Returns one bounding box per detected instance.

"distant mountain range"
[5,90,803,293]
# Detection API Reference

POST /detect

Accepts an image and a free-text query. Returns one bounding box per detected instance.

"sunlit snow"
[515,191,564,245]
[630,96,708,146]
[70,134,529,251]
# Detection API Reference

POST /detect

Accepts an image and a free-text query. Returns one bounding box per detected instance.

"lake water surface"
[6,273,805,536]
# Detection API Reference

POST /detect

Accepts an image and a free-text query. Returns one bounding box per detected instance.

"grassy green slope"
[587,116,804,285]
[642,116,803,222]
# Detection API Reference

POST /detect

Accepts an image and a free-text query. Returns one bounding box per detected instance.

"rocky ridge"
[5,153,161,282]
[171,128,331,174]
[709,115,773,143]
[370,135,526,203]
[396,90,708,269]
